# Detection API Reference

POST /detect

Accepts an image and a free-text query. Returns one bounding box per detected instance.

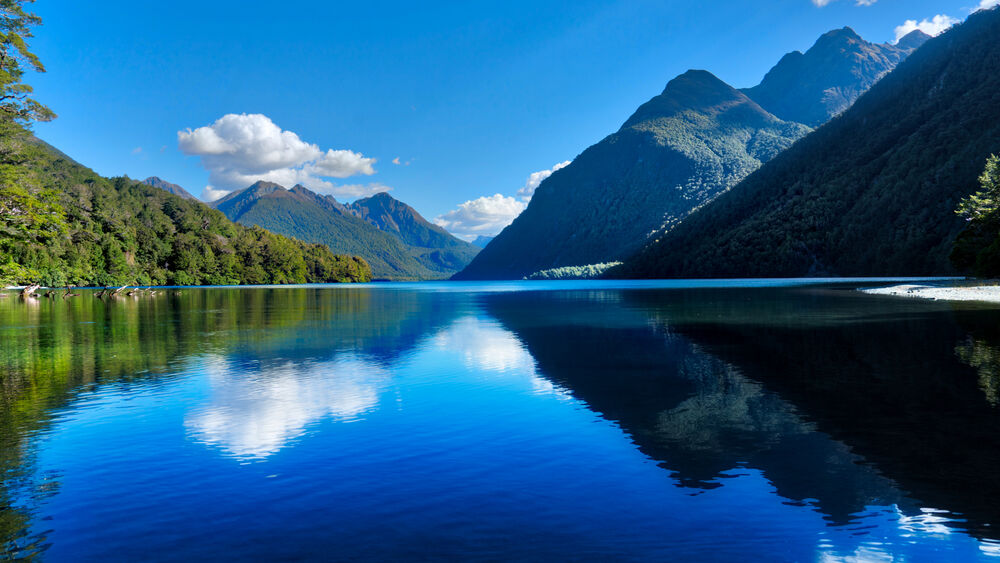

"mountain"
[454,70,810,280]
[142,176,197,200]
[741,27,930,126]
[347,192,480,270]
[471,235,494,248]
[616,7,1000,278]
[0,132,371,286]
[211,183,478,280]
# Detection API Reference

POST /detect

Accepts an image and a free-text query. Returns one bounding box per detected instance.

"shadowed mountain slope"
[454,70,809,280]
[741,27,929,126]
[616,8,1000,278]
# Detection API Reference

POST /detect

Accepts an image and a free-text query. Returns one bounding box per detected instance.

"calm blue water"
[2,279,1000,561]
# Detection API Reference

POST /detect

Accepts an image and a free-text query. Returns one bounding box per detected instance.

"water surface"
[2,280,1000,561]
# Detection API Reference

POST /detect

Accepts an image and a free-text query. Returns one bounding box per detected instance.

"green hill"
[0,129,371,286]
[615,7,1000,278]
[212,183,478,280]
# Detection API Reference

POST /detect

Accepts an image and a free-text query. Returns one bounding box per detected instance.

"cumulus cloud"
[894,14,959,42]
[178,113,378,199]
[434,194,526,239]
[202,185,232,202]
[326,183,392,199]
[976,0,1000,11]
[811,0,876,6]
[309,149,376,178]
[131,146,143,154]
[435,161,570,238]
[515,160,570,201]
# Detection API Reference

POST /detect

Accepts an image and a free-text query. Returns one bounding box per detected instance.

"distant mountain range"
[455,26,925,280]
[206,182,479,280]
[742,28,929,126]
[615,7,1000,278]
[142,176,197,200]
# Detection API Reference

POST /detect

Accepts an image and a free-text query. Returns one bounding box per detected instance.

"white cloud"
[309,149,376,178]
[811,0,876,6]
[322,182,392,199]
[515,160,570,202]
[178,113,377,197]
[202,185,231,202]
[976,0,1000,11]
[894,14,959,42]
[131,146,142,154]
[435,161,570,238]
[434,194,527,238]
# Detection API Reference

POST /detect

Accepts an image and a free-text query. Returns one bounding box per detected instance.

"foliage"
[0,133,372,286]
[950,156,1000,277]
[526,262,622,280]
[615,7,1000,279]
[0,0,54,125]
[955,155,1000,221]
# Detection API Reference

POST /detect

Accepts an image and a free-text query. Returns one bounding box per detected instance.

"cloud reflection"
[186,355,387,460]
[433,316,571,398]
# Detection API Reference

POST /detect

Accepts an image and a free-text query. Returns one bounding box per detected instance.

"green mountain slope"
[616,8,1000,278]
[0,132,371,286]
[742,27,929,127]
[347,192,480,273]
[212,183,477,280]
[142,176,197,200]
[454,70,810,280]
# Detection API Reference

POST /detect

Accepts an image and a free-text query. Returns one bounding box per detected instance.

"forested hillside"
[142,176,196,200]
[454,70,809,280]
[455,26,924,281]
[615,7,1000,278]
[0,128,371,286]
[213,183,478,280]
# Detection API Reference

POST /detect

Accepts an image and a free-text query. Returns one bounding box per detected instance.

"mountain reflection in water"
[1,282,999,560]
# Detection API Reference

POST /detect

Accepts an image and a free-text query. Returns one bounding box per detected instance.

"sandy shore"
[861,284,1000,303]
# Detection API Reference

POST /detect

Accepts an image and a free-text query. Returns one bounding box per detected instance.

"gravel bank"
[861,284,1000,303]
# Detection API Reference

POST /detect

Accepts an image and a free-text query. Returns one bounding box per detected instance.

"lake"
[2,280,1000,561]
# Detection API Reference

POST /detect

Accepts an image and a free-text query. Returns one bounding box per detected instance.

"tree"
[0,0,54,126]
[956,155,1000,221]
[951,155,1000,277]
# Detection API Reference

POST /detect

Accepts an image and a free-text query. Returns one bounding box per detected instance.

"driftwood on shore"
[6,284,164,302]
[20,284,41,298]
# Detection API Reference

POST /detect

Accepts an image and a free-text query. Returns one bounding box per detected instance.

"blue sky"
[28,0,992,238]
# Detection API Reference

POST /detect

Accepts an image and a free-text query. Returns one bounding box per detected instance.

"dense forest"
[615,7,1000,279]
[0,129,371,286]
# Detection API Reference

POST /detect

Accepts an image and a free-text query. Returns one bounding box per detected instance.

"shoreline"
[861,283,1000,303]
